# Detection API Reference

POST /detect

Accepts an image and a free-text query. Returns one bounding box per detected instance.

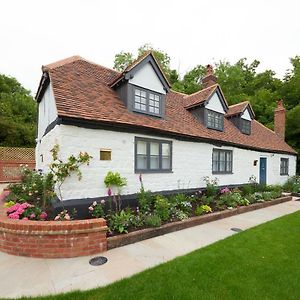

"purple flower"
[220,187,230,194]
[40,212,47,220]
[107,187,112,197]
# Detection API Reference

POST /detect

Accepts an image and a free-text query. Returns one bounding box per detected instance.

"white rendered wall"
[241,108,252,121]
[37,84,57,140]
[37,124,297,201]
[129,63,166,94]
[206,92,225,114]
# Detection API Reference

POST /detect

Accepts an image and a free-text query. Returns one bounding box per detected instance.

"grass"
[22,211,300,300]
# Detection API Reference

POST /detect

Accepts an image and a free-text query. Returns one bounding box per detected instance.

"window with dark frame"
[206,109,224,131]
[135,137,172,172]
[280,158,289,175]
[212,149,233,174]
[134,87,161,116]
[241,119,251,135]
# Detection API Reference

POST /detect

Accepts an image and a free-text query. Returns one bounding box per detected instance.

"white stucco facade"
[129,62,166,95]
[206,92,225,114]
[37,84,57,140]
[36,124,297,201]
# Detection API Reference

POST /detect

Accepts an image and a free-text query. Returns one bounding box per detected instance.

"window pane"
[150,142,159,155]
[137,155,147,169]
[137,141,147,155]
[212,161,218,172]
[162,143,170,156]
[141,91,146,97]
[150,156,159,169]
[140,104,146,111]
[162,157,170,169]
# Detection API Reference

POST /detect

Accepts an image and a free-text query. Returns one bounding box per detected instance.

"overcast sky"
[1,0,299,94]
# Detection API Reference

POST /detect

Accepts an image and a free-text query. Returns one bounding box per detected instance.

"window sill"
[212,172,233,175]
[135,169,173,174]
[280,174,289,176]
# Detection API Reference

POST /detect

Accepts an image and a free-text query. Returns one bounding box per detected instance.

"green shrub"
[218,192,247,208]
[266,184,283,193]
[262,192,273,201]
[283,176,300,193]
[171,208,189,221]
[109,209,133,234]
[137,189,154,212]
[130,212,145,228]
[144,214,162,227]
[7,166,55,210]
[104,171,127,187]
[154,195,170,221]
[195,204,212,216]
[245,194,257,204]
[241,184,255,196]
[201,196,214,205]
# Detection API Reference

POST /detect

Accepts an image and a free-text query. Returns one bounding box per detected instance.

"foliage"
[201,196,214,206]
[137,189,154,213]
[104,171,127,212]
[283,176,300,192]
[144,214,162,228]
[154,195,170,221]
[241,184,255,196]
[49,144,92,201]
[169,194,192,215]
[88,200,105,218]
[130,208,145,228]
[6,165,55,211]
[218,192,249,208]
[109,209,133,234]
[113,52,134,71]
[203,176,219,197]
[0,74,36,147]
[171,208,189,221]
[6,202,47,220]
[195,204,212,216]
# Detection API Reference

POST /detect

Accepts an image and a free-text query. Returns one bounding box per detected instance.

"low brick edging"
[0,197,108,258]
[107,196,293,250]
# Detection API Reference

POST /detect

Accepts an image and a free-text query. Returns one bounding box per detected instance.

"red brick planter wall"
[0,198,108,258]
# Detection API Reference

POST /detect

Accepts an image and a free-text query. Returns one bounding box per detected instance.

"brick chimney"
[202,64,217,88]
[274,99,286,140]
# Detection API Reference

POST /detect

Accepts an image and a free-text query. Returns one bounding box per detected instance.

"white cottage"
[35,53,297,204]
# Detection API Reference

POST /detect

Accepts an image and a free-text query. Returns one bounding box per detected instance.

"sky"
[0,0,299,95]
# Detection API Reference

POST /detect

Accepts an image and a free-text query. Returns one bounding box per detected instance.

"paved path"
[1,198,300,299]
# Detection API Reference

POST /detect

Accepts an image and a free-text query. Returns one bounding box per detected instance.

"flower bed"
[107,195,292,249]
[0,195,107,258]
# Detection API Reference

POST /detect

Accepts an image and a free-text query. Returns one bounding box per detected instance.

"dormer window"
[241,119,251,135]
[206,109,224,131]
[134,87,161,116]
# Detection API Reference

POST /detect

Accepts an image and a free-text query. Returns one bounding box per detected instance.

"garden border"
[107,196,292,250]
[0,196,108,258]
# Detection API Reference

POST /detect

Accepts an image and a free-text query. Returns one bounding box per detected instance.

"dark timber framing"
[134,137,172,173]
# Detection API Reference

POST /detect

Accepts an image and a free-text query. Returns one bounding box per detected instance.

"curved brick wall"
[0,196,107,258]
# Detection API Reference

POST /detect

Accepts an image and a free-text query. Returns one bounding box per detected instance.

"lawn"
[24,211,300,300]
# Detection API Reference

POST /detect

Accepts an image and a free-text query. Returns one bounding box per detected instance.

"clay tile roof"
[38,56,297,155]
[226,101,249,116]
[184,84,218,109]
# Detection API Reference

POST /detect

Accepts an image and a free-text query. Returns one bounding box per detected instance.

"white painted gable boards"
[205,92,226,114]
[129,62,166,95]
[241,107,252,121]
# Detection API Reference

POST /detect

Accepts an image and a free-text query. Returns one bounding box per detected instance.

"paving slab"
[0,198,299,299]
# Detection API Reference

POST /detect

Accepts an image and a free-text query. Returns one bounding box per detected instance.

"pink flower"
[7,203,20,213]
[64,214,70,220]
[89,206,94,211]
[107,188,112,197]
[20,203,30,209]
[30,213,36,219]
[40,212,47,220]
[54,215,60,221]
[220,187,230,194]
[22,217,29,220]
[100,199,105,204]
[8,212,20,219]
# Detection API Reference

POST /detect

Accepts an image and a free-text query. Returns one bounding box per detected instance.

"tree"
[0,74,37,147]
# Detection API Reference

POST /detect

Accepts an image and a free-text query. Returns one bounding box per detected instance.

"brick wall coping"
[0,192,108,258]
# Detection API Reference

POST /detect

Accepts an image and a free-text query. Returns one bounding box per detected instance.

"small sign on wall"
[100,149,112,161]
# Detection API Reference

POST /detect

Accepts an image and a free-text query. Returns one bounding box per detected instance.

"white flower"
[93,201,97,206]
